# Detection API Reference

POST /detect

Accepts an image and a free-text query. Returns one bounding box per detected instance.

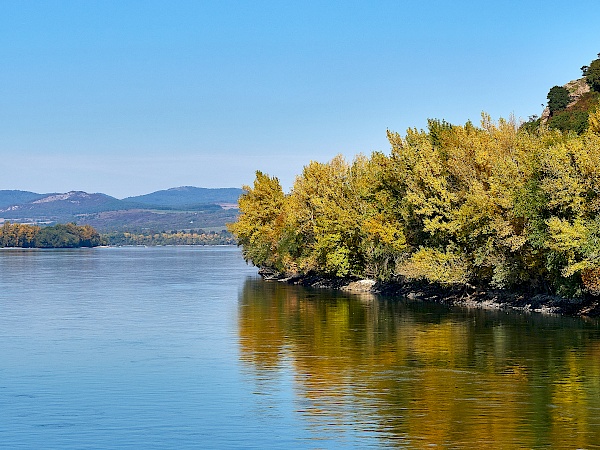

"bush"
[547,110,589,134]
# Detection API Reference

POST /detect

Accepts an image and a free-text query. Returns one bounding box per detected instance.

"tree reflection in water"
[238,278,600,448]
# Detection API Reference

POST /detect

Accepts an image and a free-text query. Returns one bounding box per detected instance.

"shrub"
[547,110,589,134]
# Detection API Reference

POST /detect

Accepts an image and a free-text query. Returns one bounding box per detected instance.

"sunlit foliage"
[227,171,287,270]
[0,222,103,248]
[103,230,234,246]
[230,112,600,297]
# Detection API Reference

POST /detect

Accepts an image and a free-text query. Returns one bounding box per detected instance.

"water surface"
[1,247,600,448]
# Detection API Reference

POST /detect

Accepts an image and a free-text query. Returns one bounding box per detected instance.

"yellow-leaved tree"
[285,156,364,277]
[228,111,600,297]
[227,171,287,270]
[539,118,600,295]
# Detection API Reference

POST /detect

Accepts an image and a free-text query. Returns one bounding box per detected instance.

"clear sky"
[1,0,599,198]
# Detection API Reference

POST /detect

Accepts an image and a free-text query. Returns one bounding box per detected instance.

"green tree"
[35,224,80,248]
[583,55,600,92]
[286,156,362,277]
[547,86,570,114]
[548,110,589,134]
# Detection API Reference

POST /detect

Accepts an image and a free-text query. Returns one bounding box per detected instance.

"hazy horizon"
[0,185,244,201]
[2,1,600,198]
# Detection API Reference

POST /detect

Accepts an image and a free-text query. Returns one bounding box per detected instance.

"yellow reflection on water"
[238,279,600,448]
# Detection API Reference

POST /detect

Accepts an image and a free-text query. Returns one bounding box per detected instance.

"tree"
[589,107,600,133]
[583,56,600,92]
[548,110,589,134]
[547,86,570,114]
[227,171,287,270]
[286,156,362,276]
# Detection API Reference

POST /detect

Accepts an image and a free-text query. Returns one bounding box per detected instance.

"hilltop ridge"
[124,186,242,208]
[0,186,243,232]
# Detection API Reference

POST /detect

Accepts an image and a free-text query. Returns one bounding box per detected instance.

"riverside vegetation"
[0,186,238,247]
[0,222,234,248]
[103,230,235,246]
[0,222,103,248]
[229,54,600,304]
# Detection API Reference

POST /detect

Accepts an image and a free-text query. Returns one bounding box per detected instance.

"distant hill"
[0,187,241,232]
[124,186,243,208]
[1,191,127,219]
[82,208,237,233]
[0,190,47,208]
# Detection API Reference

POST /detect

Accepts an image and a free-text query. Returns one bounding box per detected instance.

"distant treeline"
[103,230,235,246]
[0,222,103,248]
[0,223,236,247]
[230,110,600,298]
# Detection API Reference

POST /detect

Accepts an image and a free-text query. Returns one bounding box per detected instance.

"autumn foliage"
[229,111,600,297]
[0,222,103,248]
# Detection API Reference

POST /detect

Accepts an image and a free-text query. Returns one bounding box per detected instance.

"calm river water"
[1,246,600,448]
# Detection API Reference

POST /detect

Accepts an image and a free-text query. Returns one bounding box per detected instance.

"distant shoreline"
[0,244,238,249]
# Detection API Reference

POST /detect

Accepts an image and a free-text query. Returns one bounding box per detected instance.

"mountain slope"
[0,187,240,232]
[0,190,47,208]
[0,191,127,219]
[124,186,243,207]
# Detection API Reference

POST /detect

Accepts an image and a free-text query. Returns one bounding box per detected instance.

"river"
[1,246,599,448]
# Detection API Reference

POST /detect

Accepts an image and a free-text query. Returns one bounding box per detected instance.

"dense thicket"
[230,110,600,298]
[0,222,103,248]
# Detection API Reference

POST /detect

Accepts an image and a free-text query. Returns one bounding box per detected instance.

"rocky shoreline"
[258,268,600,317]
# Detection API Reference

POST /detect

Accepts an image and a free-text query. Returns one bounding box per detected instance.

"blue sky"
[1,1,599,198]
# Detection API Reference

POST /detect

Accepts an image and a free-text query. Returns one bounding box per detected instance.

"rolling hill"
[0,190,48,209]
[124,186,242,208]
[0,187,242,232]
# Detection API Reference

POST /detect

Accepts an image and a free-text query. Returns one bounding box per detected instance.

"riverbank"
[258,268,600,317]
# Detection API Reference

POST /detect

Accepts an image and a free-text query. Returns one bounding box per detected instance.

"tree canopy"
[230,113,600,298]
[547,86,570,114]
[583,54,600,92]
[0,223,103,248]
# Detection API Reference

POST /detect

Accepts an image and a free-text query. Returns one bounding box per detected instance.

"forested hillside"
[124,186,243,207]
[230,54,600,298]
[522,54,600,134]
[0,190,46,208]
